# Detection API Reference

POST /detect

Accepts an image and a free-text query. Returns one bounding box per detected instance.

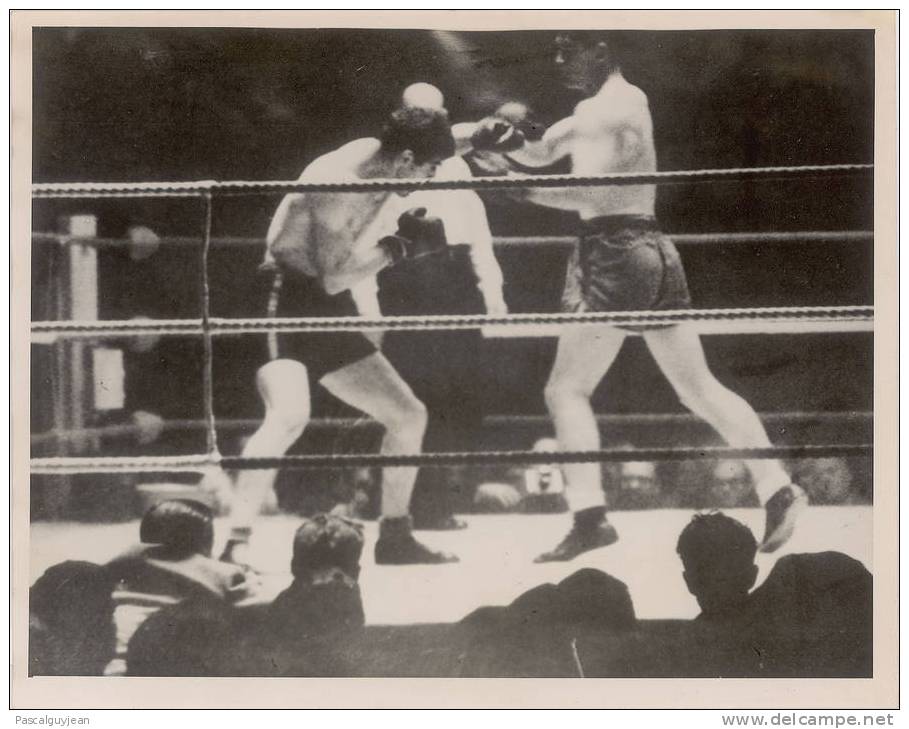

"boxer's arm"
[266,193,314,274]
[452,122,479,155]
[350,276,385,348]
[457,193,507,315]
[505,116,576,168]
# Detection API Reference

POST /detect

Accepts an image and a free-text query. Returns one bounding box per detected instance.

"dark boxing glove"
[380,208,448,265]
[470,116,526,153]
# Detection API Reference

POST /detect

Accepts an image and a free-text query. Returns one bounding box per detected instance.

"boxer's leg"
[536,324,625,562]
[224,359,310,562]
[321,352,457,564]
[643,323,806,551]
[544,324,626,511]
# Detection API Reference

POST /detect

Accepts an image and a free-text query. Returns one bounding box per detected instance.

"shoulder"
[435,156,472,180]
[577,83,649,127]
[301,138,380,180]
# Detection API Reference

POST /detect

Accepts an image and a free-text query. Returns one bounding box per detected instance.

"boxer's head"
[554,31,625,92]
[676,513,759,620]
[380,106,455,182]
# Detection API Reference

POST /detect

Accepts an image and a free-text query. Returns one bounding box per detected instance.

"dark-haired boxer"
[498,32,806,560]
[224,108,463,566]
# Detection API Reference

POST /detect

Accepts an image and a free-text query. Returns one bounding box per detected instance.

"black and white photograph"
[12,9,897,709]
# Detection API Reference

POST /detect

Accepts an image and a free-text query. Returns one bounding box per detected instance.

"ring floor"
[30,506,871,624]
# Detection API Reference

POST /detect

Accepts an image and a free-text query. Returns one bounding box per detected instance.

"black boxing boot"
[759,483,808,553]
[374,516,459,565]
[534,506,619,563]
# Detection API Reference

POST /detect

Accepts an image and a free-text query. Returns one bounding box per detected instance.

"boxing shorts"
[561,215,691,327]
[268,270,377,383]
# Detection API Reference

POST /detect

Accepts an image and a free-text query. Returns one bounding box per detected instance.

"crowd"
[29,497,871,678]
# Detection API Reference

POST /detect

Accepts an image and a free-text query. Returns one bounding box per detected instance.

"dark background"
[31,28,874,454]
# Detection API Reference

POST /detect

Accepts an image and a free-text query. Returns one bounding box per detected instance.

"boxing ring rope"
[32,163,872,198]
[31,444,873,476]
[199,191,218,456]
[31,306,873,339]
[29,411,874,448]
[31,231,874,250]
[31,163,874,480]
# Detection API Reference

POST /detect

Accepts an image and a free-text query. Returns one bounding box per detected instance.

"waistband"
[580,214,659,236]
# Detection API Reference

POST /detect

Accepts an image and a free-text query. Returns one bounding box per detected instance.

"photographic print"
[12,10,897,709]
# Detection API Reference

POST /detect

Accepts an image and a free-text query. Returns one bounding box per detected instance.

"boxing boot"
[374,516,459,565]
[534,506,619,563]
[759,483,808,553]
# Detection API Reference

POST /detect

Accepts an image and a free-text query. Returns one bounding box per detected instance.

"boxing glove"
[380,208,448,264]
[470,116,526,153]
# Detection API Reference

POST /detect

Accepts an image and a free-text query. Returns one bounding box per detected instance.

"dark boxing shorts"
[269,270,377,383]
[562,215,691,326]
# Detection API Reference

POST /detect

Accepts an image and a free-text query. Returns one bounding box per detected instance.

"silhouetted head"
[379,106,455,180]
[291,513,364,585]
[140,498,215,558]
[30,561,116,675]
[558,568,636,630]
[31,560,115,630]
[676,513,759,619]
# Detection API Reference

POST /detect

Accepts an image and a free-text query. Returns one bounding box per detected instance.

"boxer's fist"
[380,208,448,264]
[470,117,525,153]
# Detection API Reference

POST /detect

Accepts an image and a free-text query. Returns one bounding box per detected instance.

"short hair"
[30,561,116,675]
[291,513,364,582]
[556,30,628,72]
[30,560,115,628]
[380,106,455,163]
[676,512,758,573]
[139,499,215,557]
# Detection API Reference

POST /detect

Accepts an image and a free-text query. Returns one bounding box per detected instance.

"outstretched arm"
[505,116,576,168]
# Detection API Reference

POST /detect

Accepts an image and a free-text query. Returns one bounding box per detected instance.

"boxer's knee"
[256,359,311,424]
[545,376,593,413]
[381,396,428,445]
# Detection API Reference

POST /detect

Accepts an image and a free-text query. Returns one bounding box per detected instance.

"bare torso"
[509,75,658,221]
[568,77,656,220]
[267,138,393,286]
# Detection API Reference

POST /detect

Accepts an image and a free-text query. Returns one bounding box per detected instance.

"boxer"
[498,32,806,560]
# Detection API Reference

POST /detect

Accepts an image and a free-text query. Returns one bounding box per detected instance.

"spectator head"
[618,460,660,508]
[291,514,364,586]
[379,106,455,179]
[140,499,215,558]
[676,513,759,619]
[29,561,116,675]
[558,568,636,631]
[709,459,756,508]
[793,458,854,505]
